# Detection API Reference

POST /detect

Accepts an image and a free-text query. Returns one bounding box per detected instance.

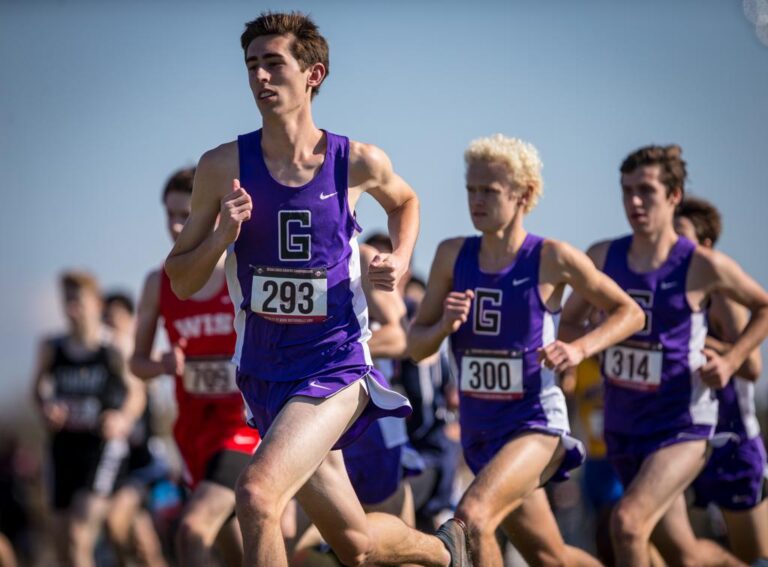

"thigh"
[242,380,369,508]
[459,432,562,527]
[500,487,568,564]
[619,440,707,530]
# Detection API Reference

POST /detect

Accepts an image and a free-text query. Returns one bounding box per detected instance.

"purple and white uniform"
[227,129,411,449]
[601,235,717,486]
[448,234,584,479]
[692,326,767,510]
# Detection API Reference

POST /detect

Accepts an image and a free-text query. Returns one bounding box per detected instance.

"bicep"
[563,246,631,315]
[169,156,224,257]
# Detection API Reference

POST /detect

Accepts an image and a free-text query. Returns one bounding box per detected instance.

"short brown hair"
[162,167,195,201]
[675,195,722,247]
[620,145,687,197]
[240,11,329,97]
[60,270,101,299]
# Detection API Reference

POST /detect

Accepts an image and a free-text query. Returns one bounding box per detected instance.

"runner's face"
[103,303,133,334]
[164,191,191,242]
[621,165,681,236]
[673,216,701,245]
[63,287,102,331]
[246,34,314,115]
[466,160,526,233]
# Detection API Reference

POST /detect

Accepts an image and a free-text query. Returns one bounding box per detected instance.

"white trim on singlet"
[539,311,558,390]
[688,311,718,426]
[348,238,373,365]
[540,385,571,432]
[225,245,247,366]
[735,377,761,439]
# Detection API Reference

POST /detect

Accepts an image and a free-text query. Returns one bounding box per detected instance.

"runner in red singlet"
[130,167,259,567]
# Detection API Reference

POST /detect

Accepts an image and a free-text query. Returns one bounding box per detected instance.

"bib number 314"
[604,343,663,391]
[251,266,328,324]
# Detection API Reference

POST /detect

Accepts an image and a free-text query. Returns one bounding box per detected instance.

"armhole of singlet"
[531,237,562,316]
[338,135,363,234]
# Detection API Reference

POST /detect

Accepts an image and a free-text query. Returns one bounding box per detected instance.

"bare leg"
[652,493,745,566]
[214,515,244,567]
[610,440,721,567]
[236,380,451,567]
[68,491,110,567]
[722,499,768,564]
[502,487,602,567]
[363,481,416,527]
[106,484,167,567]
[176,481,238,567]
[0,533,17,567]
[454,432,564,567]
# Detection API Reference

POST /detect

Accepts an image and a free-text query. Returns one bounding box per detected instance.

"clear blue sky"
[1,0,767,419]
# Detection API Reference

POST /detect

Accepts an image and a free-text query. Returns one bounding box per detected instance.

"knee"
[455,496,494,541]
[176,514,211,551]
[610,502,648,546]
[333,529,373,567]
[234,473,282,525]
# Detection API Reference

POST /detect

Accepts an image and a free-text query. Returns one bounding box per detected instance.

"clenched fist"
[216,179,253,245]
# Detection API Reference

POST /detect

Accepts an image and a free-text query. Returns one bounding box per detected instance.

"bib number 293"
[251,266,328,324]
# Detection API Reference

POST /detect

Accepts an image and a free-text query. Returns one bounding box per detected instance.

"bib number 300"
[460,349,524,400]
[251,266,328,324]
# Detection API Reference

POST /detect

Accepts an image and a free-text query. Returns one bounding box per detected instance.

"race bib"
[251,266,327,324]
[604,342,663,391]
[182,357,238,395]
[62,397,101,430]
[460,349,524,400]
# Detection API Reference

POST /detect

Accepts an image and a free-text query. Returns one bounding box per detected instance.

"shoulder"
[434,237,468,272]
[199,141,238,171]
[585,239,613,270]
[348,141,393,186]
[142,269,163,297]
[196,142,239,195]
[690,245,732,280]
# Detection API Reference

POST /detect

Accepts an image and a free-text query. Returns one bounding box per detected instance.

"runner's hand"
[161,338,186,376]
[42,401,68,431]
[700,347,734,389]
[216,179,252,245]
[440,290,474,334]
[537,340,585,374]
[368,253,407,291]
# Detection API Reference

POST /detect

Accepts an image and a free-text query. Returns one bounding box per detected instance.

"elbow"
[745,357,763,382]
[628,302,645,335]
[164,260,192,300]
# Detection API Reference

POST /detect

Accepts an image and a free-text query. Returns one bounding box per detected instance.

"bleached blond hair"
[464,134,543,214]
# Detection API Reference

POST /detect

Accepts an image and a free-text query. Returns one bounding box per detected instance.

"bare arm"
[707,292,762,381]
[130,270,183,379]
[349,142,419,291]
[543,240,644,373]
[407,238,470,361]
[360,244,407,358]
[558,241,611,343]
[694,249,768,386]
[165,144,249,299]
[31,339,71,431]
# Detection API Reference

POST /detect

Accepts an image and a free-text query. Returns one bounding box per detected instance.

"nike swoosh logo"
[660,281,676,290]
[309,379,332,391]
[513,277,530,286]
[319,192,337,200]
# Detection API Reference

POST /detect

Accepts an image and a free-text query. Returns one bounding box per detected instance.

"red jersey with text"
[159,270,259,486]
